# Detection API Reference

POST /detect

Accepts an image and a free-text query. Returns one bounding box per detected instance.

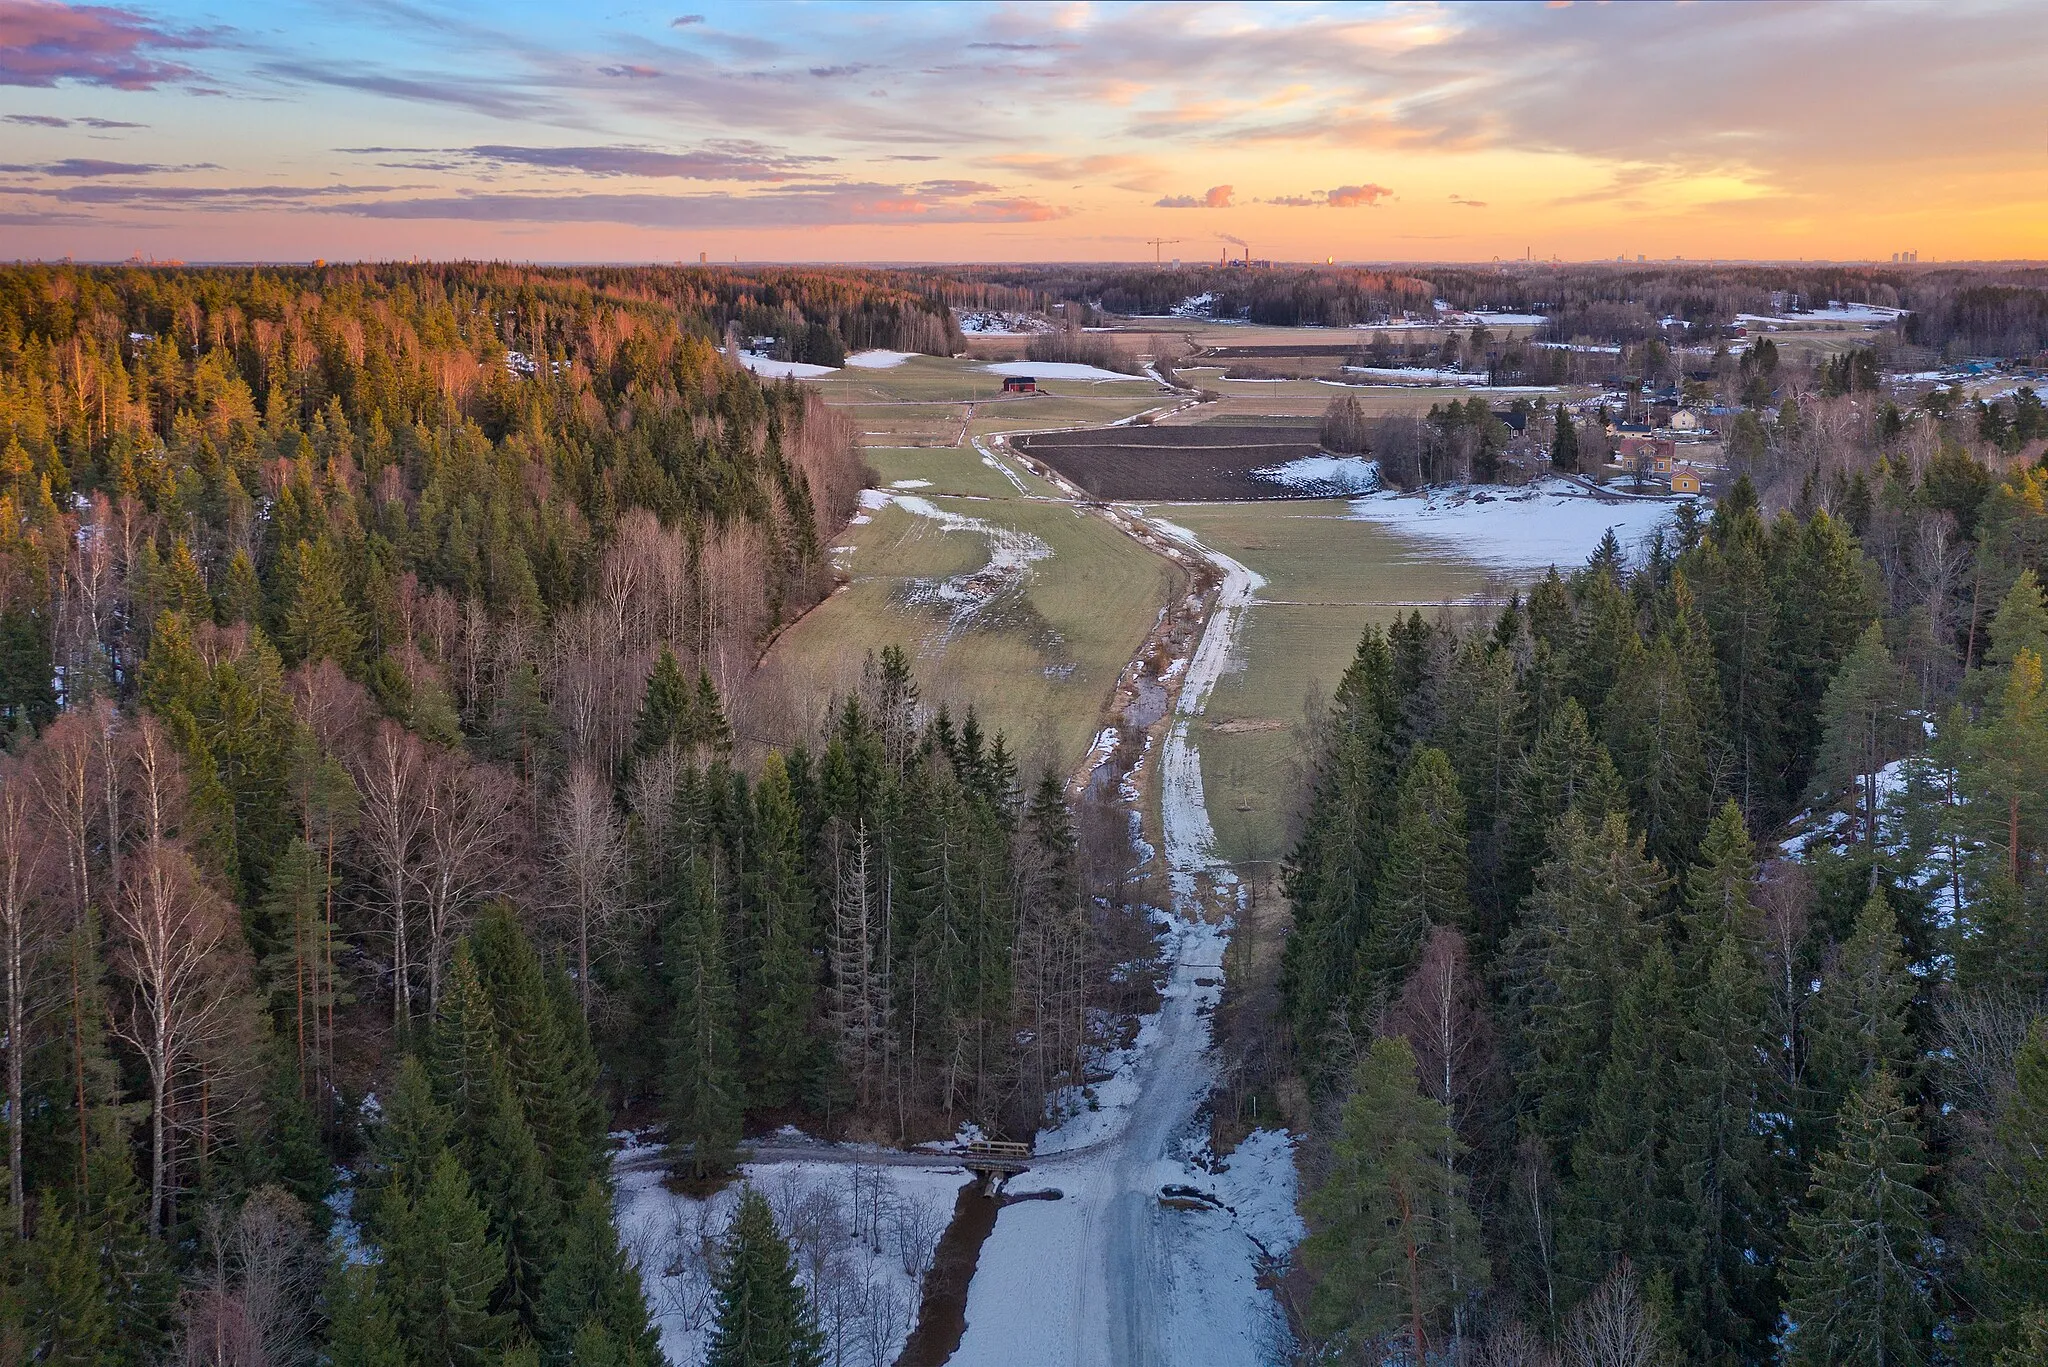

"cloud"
[333,184,1069,229]
[1156,184,1233,209]
[4,112,69,126]
[446,142,833,181]
[808,64,868,78]
[670,14,704,25]
[0,0,217,90]
[917,179,1000,196]
[6,182,406,210]
[598,64,662,79]
[1449,193,1486,208]
[256,61,541,120]
[1266,183,1393,207]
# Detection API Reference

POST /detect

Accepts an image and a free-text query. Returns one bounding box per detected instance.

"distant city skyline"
[1,0,2041,263]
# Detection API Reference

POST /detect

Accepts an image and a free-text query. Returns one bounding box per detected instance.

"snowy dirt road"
[948,519,1297,1367]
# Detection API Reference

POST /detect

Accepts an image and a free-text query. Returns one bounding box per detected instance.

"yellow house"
[1671,465,1702,495]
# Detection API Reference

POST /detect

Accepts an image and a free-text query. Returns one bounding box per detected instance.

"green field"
[764,355,1181,775]
[1142,502,1507,864]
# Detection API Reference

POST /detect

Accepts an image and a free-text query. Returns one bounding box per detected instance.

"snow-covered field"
[1339,365,1557,392]
[1737,302,1907,327]
[614,1139,966,1367]
[736,352,838,379]
[1347,477,1689,573]
[860,489,1053,644]
[1255,454,1381,496]
[983,360,1151,383]
[957,309,1056,336]
[845,349,915,369]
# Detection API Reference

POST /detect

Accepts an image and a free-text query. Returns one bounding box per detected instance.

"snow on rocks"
[844,349,915,368]
[1346,477,1684,574]
[1253,454,1380,496]
[982,360,1151,383]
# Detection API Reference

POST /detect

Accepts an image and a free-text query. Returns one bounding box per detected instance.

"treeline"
[1275,455,2048,1361]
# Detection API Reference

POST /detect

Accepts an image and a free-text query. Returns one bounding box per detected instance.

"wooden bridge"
[961,1139,1032,1194]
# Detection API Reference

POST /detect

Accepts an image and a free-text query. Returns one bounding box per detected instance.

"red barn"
[1002,375,1036,394]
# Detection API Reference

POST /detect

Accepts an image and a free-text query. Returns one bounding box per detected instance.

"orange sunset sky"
[1,0,2043,264]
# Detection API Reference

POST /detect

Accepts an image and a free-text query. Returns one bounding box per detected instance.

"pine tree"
[1300,1035,1486,1360]
[665,854,743,1179]
[743,754,817,1112]
[535,1180,665,1367]
[1782,1071,1932,1367]
[705,1188,825,1367]
[1362,747,1471,991]
[382,1149,510,1367]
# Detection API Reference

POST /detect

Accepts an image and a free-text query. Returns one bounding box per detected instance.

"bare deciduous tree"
[418,751,516,1011]
[549,762,632,1020]
[183,1185,321,1367]
[0,758,52,1230]
[349,722,429,1026]
[110,839,249,1234]
[1559,1260,1666,1367]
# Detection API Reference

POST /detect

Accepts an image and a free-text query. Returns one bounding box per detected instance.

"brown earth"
[1013,423,1329,500]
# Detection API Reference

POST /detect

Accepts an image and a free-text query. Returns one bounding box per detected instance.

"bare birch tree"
[0,759,52,1231]
[417,751,515,1011]
[549,762,632,1020]
[110,839,248,1234]
[350,722,429,1026]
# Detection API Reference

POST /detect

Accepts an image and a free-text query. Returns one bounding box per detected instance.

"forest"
[1269,409,2048,1360]
[0,261,1102,1366]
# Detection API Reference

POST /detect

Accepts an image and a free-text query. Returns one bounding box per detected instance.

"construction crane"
[1145,237,1183,264]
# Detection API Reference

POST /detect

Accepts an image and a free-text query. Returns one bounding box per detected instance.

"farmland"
[1014,423,1323,501]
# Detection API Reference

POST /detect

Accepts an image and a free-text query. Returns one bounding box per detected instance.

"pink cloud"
[1156,184,1233,209]
[0,0,213,90]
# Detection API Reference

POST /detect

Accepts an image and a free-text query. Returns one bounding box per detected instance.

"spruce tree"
[16,1208,117,1364]
[1782,1071,1932,1367]
[1561,941,1685,1295]
[1504,810,1669,1157]
[327,1262,409,1367]
[706,1188,825,1367]
[471,1068,562,1329]
[1300,1035,1486,1359]
[382,1149,510,1367]
[1814,623,1910,848]
[1363,746,1471,991]
[1806,891,1916,1145]
[535,1180,665,1367]
[665,855,743,1179]
[744,754,818,1112]
[1968,1020,2048,1358]
[1550,408,1580,473]
[634,647,690,762]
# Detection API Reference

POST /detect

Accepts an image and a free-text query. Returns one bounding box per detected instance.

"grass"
[1140,501,1509,863]
[765,357,1181,775]
[778,495,1182,774]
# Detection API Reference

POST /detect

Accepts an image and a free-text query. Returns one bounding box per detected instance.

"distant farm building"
[1671,465,1703,495]
[1620,435,1678,468]
[1002,375,1037,394]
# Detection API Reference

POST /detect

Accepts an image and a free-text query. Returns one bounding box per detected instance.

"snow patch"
[1346,477,1683,574]
[736,352,838,379]
[889,479,932,489]
[845,349,915,369]
[1254,455,1380,496]
[982,360,1150,383]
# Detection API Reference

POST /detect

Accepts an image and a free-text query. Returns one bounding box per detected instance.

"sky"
[1,0,2044,265]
